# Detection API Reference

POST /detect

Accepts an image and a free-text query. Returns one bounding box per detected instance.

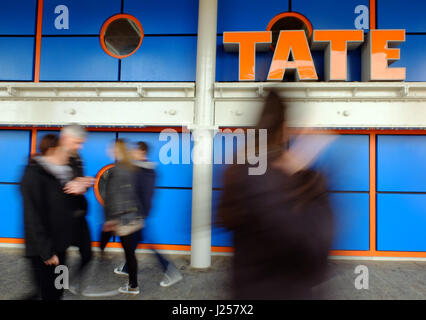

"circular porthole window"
[100,14,144,59]
[94,164,115,206]
[266,12,313,50]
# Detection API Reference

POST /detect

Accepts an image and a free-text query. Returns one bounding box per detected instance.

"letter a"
[55,5,69,30]
[354,265,369,290]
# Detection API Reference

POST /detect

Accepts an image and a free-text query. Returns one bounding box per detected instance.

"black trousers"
[30,252,67,300]
[71,216,93,276]
[100,231,138,288]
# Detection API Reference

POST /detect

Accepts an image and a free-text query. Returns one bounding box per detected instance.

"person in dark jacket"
[99,139,143,295]
[113,141,183,288]
[216,91,335,300]
[60,124,95,294]
[21,134,74,300]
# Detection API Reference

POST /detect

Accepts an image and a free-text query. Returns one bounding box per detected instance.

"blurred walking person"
[21,134,74,300]
[216,91,334,300]
[60,124,95,294]
[113,141,183,287]
[100,139,143,295]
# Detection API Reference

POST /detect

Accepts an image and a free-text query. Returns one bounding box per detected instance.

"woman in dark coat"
[21,134,74,300]
[216,91,334,300]
[100,139,143,295]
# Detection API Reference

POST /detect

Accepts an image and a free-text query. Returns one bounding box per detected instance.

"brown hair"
[38,134,59,155]
[115,138,134,169]
[256,90,286,148]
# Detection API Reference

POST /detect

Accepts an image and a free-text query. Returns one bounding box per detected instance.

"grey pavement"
[0,247,425,300]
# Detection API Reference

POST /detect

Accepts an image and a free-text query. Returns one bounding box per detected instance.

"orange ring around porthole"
[100,14,144,59]
[94,163,115,206]
[266,12,313,51]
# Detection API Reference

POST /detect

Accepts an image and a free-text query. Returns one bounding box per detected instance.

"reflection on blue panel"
[290,135,369,191]
[0,1,37,35]
[212,131,244,188]
[218,0,289,33]
[0,38,34,81]
[86,189,107,242]
[388,35,426,82]
[0,131,30,183]
[293,0,369,30]
[216,36,273,82]
[120,36,197,81]
[40,37,118,81]
[80,132,116,177]
[43,0,121,35]
[141,189,192,245]
[212,190,233,247]
[377,0,426,33]
[377,135,426,192]
[377,194,426,251]
[118,132,193,188]
[0,185,24,238]
[329,193,369,251]
[124,0,198,35]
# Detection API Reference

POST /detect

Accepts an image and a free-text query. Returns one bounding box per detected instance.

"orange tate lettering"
[312,30,364,81]
[223,31,272,81]
[267,30,317,81]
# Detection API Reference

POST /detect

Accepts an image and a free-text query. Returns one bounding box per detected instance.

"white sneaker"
[114,263,129,276]
[160,265,183,287]
[118,283,140,295]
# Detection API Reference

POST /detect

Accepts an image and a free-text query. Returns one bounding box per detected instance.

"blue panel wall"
[377,135,426,192]
[142,189,192,245]
[118,132,193,188]
[212,190,233,247]
[0,185,24,239]
[0,38,35,81]
[0,131,31,183]
[377,0,426,33]
[121,36,197,81]
[377,194,426,252]
[0,1,37,35]
[42,0,121,35]
[329,193,370,251]
[290,135,370,191]
[293,0,370,30]
[124,0,198,35]
[40,37,118,81]
[386,35,426,82]
[218,0,290,33]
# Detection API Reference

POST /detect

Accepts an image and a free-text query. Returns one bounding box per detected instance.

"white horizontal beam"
[214,82,426,128]
[0,82,195,126]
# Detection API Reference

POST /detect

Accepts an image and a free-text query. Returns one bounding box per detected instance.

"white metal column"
[190,0,218,268]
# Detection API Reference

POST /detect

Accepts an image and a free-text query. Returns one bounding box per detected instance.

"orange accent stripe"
[0,238,25,244]
[369,133,377,254]
[93,164,115,206]
[30,128,37,156]
[34,0,44,82]
[0,127,424,135]
[0,126,185,133]
[370,0,376,30]
[1,239,424,257]
[266,12,313,38]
